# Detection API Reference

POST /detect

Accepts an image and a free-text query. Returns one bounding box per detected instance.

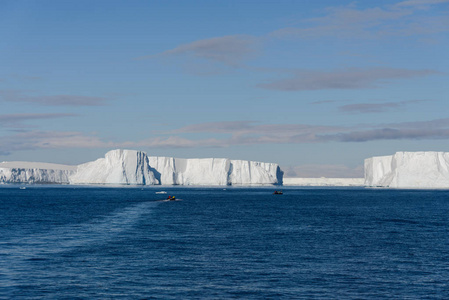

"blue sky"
[1,0,448,177]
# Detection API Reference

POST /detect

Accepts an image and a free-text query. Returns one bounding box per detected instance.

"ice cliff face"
[8,150,449,188]
[229,160,282,185]
[69,149,282,186]
[0,162,76,184]
[70,149,159,185]
[148,157,231,185]
[365,151,449,188]
[0,149,283,186]
[148,156,282,185]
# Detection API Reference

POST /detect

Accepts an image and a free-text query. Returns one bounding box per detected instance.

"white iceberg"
[70,149,159,185]
[0,161,76,184]
[6,149,449,188]
[148,157,231,185]
[365,151,449,188]
[148,156,282,185]
[20,149,283,186]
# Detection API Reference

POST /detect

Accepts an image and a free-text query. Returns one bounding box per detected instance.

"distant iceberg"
[365,151,449,188]
[6,149,447,188]
[283,177,364,186]
[148,156,283,186]
[0,161,76,184]
[70,150,282,186]
[1,149,283,186]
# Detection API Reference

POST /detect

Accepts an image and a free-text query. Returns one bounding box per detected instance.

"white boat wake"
[0,201,159,291]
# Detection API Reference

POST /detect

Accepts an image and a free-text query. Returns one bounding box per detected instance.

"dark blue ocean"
[1,186,449,299]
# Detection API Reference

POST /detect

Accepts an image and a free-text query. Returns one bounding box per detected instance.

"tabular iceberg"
[148,157,231,185]
[365,151,449,188]
[70,149,159,185]
[148,156,283,185]
[0,149,282,185]
[66,149,282,186]
[0,162,76,184]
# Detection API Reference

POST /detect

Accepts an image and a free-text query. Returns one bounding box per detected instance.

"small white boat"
[19,187,27,190]
[155,191,167,194]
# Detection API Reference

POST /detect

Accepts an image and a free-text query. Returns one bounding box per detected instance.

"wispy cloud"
[386,118,449,129]
[322,118,449,142]
[138,35,259,66]
[311,100,341,105]
[171,121,343,140]
[0,90,107,106]
[137,1,447,85]
[173,121,255,134]
[271,1,449,39]
[133,136,226,148]
[2,118,449,155]
[7,74,43,82]
[395,0,449,8]
[163,118,449,146]
[338,100,428,113]
[329,127,449,142]
[257,68,439,91]
[271,7,410,39]
[339,102,402,113]
[148,121,344,147]
[0,130,114,155]
[0,113,76,128]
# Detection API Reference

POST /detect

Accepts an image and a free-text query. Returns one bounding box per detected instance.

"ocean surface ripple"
[1,186,448,299]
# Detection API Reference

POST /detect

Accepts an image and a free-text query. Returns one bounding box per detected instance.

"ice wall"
[365,151,449,188]
[1,149,283,186]
[69,149,159,185]
[0,162,76,184]
[147,157,230,185]
[148,156,282,185]
[229,160,282,185]
[364,155,393,187]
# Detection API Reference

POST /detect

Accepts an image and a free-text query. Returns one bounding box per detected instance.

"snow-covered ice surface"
[365,151,449,188]
[0,162,76,184]
[283,177,364,186]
